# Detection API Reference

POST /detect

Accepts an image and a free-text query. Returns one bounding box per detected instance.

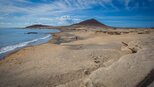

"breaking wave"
[0,34,51,54]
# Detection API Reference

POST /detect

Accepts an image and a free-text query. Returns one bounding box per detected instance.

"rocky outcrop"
[82,38,154,87]
[26,32,38,34]
[51,32,79,44]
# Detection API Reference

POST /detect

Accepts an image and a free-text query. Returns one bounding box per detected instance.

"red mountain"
[72,19,109,28]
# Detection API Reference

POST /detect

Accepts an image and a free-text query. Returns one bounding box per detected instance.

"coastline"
[0,28,60,60]
[0,28,154,87]
[0,31,59,62]
[0,30,74,63]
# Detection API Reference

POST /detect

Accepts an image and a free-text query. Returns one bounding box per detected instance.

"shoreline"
[0,31,61,61]
[1,30,72,61]
[0,28,154,87]
[0,42,52,63]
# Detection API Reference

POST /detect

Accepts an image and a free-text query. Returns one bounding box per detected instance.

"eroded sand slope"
[0,29,153,87]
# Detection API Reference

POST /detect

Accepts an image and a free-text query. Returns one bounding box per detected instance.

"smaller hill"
[25,24,53,28]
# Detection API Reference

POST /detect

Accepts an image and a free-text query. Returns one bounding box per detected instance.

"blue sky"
[0,0,154,28]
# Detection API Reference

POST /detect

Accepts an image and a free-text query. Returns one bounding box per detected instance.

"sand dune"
[0,29,154,87]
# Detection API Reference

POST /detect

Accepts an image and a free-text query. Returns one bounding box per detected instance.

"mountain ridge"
[25,19,110,29]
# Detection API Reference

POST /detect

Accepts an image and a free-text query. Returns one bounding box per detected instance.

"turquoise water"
[0,28,60,59]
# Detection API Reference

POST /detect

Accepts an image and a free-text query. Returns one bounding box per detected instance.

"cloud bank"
[0,0,154,27]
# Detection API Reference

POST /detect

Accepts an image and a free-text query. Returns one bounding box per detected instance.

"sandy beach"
[0,28,154,87]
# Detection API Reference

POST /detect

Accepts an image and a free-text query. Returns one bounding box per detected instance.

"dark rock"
[136,69,154,87]
[26,32,38,34]
[122,42,128,47]
[122,32,129,34]
[94,60,100,63]
[129,48,138,53]
[138,31,150,34]
[107,31,121,35]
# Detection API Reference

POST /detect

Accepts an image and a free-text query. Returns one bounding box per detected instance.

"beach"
[0,28,154,87]
[0,28,60,59]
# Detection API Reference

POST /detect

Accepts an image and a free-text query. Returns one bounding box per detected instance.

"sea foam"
[0,34,51,54]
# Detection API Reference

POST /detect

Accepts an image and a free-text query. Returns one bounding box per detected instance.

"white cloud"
[0,0,116,16]
[0,0,152,16]
[0,15,82,26]
[55,15,82,25]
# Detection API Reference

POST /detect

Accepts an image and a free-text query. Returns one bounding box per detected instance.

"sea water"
[0,28,60,59]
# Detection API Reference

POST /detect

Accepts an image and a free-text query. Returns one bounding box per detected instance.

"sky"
[0,0,154,28]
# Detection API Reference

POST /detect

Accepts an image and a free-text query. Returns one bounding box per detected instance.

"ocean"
[0,28,60,59]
